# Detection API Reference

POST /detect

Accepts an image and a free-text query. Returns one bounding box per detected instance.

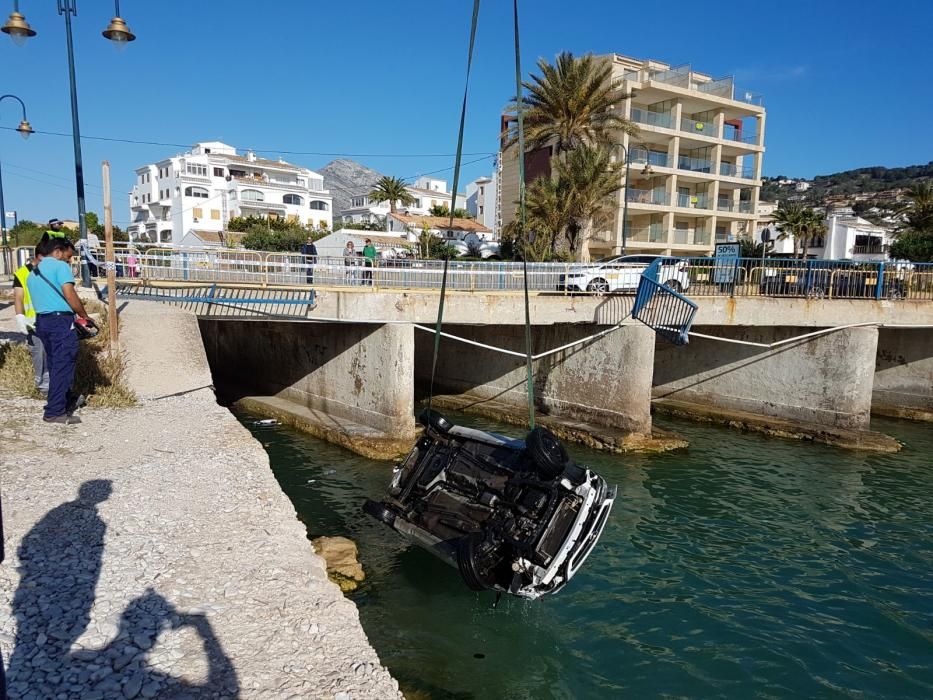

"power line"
[0,125,495,159]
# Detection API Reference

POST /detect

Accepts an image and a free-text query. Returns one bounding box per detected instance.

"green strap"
[427,0,481,414]
[513,0,535,430]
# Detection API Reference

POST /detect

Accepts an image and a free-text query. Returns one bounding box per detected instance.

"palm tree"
[507,52,638,154]
[368,176,416,230]
[904,180,933,233]
[554,146,622,260]
[798,208,826,260]
[772,201,806,257]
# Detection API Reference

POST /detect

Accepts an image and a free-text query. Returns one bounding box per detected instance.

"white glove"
[15,314,30,335]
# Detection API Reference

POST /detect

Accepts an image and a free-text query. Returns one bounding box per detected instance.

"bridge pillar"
[416,323,654,436]
[652,325,879,432]
[199,319,416,459]
[873,328,933,422]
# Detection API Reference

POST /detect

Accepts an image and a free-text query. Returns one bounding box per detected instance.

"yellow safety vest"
[13,264,35,321]
[46,230,66,239]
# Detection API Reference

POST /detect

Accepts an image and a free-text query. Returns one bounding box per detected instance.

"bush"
[889,231,933,262]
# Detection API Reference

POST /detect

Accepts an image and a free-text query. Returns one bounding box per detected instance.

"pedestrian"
[363,238,377,286]
[12,245,50,397]
[45,218,68,239]
[25,237,95,425]
[343,240,357,285]
[300,236,318,285]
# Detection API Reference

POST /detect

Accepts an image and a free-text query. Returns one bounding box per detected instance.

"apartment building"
[466,173,498,237]
[340,176,467,224]
[759,213,894,261]
[499,54,766,258]
[128,141,332,246]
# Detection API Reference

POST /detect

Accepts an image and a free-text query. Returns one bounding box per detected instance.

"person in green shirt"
[362,238,377,286]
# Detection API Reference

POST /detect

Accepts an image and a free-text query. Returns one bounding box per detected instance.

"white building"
[756,213,894,261]
[466,174,497,237]
[128,141,333,246]
[386,212,498,258]
[340,176,467,225]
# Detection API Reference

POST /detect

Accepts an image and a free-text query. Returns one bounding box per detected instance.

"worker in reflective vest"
[46,217,68,239]
[13,247,50,395]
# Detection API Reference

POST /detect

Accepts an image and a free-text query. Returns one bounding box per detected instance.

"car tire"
[363,499,396,527]
[417,408,452,434]
[457,533,495,592]
[586,278,609,294]
[663,279,683,293]
[526,427,569,480]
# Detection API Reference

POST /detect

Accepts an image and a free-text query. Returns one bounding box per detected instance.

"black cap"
[48,218,63,226]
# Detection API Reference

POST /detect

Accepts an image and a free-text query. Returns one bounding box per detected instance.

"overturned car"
[364,410,616,599]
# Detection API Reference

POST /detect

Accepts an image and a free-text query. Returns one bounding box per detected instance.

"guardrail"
[12,246,932,301]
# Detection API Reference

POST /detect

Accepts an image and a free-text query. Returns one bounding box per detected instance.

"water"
[237,411,933,699]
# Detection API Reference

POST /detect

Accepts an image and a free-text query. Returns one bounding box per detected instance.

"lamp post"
[0,93,34,272]
[618,142,654,255]
[3,0,136,286]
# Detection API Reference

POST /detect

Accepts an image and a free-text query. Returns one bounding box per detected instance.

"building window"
[213,167,224,177]
[283,194,303,205]
[210,209,221,220]
[309,200,328,211]
[159,230,172,243]
[184,186,209,198]
[193,207,203,219]
[186,163,208,177]
[479,186,484,196]
[479,205,484,215]
[241,189,264,202]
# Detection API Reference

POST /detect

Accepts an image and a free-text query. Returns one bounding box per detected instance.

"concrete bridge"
[186,284,933,457]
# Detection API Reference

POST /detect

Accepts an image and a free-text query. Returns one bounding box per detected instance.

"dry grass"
[0,299,137,408]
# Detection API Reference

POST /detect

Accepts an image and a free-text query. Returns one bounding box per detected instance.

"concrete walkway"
[0,301,401,699]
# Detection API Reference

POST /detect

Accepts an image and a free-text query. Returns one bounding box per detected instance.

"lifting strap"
[427,0,480,414]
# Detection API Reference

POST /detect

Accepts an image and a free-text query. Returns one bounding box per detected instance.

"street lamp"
[3,0,136,286]
[619,142,654,255]
[0,94,33,271]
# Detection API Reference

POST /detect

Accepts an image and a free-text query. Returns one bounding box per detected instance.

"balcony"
[625,188,670,206]
[853,244,887,255]
[723,124,760,145]
[719,162,756,179]
[630,147,670,168]
[717,199,735,213]
[677,155,713,174]
[630,107,673,129]
[739,201,755,214]
[680,115,718,139]
[676,193,713,210]
[624,223,666,243]
[671,227,709,245]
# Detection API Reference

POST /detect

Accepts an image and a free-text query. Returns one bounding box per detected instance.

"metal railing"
[16,245,933,302]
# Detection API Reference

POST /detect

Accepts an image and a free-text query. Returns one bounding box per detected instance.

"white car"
[559,254,690,293]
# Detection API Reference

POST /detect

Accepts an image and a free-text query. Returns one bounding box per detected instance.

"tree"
[798,208,826,260]
[9,220,45,248]
[554,146,622,260]
[890,180,933,261]
[368,176,416,230]
[507,51,637,154]
[772,202,806,257]
[427,203,473,219]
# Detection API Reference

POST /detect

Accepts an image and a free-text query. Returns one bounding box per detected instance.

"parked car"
[558,255,690,293]
[364,410,616,599]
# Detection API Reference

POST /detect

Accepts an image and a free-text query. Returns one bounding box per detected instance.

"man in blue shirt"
[25,237,93,424]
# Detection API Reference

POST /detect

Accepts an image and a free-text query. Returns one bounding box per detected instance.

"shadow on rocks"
[6,479,240,699]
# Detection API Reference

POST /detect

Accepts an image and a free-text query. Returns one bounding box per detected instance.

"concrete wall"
[873,328,933,421]
[653,326,879,430]
[200,319,415,436]
[415,324,655,434]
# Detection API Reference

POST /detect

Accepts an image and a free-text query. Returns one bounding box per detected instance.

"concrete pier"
[873,328,933,422]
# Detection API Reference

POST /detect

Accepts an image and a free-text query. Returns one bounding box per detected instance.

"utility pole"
[102,161,118,350]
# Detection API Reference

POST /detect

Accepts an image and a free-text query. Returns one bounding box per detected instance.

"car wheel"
[417,408,452,434]
[586,278,609,294]
[362,499,396,527]
[886,286,905,301]
[457,533,498,592]
[663,279,683,293]
[806,287,825,300]
[526,426,569,480]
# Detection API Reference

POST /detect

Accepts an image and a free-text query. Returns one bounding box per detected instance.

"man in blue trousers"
[25,237,93,425]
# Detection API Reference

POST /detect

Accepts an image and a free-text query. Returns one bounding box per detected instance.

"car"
[558,254,690,294]
[363,410,616,599]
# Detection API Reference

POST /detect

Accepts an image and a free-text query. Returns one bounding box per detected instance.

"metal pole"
[620,144,630,255]
[61,0,91,287]
[0,158,8,275]
[102,161,118,350]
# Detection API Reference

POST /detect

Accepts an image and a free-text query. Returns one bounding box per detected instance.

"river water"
[236,411,933,699]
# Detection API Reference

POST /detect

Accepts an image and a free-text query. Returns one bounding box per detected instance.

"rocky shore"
[0,302,401,699]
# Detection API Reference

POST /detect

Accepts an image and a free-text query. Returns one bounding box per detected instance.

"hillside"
[762,161,933,203]
[318,159,385,217]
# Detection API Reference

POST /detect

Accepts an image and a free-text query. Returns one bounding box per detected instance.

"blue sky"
[1,0,931,226]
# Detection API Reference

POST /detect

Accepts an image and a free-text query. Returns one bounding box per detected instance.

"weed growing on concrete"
[0,343,42,397]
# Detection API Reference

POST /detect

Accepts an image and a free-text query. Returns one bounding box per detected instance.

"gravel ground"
[0,301,402,699]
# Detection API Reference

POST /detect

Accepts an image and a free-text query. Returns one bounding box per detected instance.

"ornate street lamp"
[3,0,137,285]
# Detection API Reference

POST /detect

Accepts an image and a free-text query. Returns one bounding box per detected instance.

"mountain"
[319,159,385,218]
[762,162,933,204]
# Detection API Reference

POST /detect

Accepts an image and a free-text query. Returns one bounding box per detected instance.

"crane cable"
[426,0,481,414]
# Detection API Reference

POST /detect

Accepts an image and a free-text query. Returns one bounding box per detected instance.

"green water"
[236,411,933,699]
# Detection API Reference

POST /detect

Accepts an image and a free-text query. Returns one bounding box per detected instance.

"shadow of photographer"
[6,479,239,699]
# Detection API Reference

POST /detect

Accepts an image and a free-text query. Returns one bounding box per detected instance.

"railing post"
[875,261,885,300]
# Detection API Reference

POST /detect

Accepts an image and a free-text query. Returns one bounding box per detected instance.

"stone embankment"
[0,301,401,699]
